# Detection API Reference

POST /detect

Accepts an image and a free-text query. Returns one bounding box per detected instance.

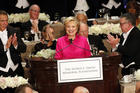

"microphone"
[69,39,73,44]
[69,39,92,52]
[55,40,72,55]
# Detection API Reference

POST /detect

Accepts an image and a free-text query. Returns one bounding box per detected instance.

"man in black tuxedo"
[79,22,107,53]
[0,10,26,93]
[107,13,140,76]
[21,4,48,40]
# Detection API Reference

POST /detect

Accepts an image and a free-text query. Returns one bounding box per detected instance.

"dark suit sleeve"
[38,20,48,32]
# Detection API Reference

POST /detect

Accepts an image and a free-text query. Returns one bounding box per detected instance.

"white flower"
[8,13,50,23]
[0,76,28,89]
[89,23,122,35]
[33,49,55,59]
[137,24,140,30]
[135,69,140,80]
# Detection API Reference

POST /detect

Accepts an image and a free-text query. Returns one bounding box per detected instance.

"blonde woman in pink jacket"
[55,17,91,60]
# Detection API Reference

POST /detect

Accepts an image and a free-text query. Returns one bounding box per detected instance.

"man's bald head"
[73,86,89,93]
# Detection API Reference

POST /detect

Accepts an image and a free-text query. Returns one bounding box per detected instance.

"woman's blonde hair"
[64,16,80,33]
[64,16,80,27]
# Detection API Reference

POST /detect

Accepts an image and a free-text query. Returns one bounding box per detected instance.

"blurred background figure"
[15,84,37,93]
[126,0,140,26]
[76,11,88,24]
[55,17,91,60]
[92,20,98,25]
[33,24,56,54]
[75,11,95,26]
[79,22,107,55]
[21,4,48,41]
[73,86,89,93]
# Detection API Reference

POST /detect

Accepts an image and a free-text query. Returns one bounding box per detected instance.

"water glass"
[24,31,30,40]
[130,68,136,84]
[91,44,98,56]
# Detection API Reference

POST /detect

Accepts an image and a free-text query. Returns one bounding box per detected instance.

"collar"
[123,26,134,39]
[30,19,39,24]
[0,29,7,35]
[65,34,80,43]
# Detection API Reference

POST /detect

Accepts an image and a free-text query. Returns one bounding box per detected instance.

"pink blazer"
[55,34,91,60]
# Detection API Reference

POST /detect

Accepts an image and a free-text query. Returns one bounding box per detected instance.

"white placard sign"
[57,57,103,83]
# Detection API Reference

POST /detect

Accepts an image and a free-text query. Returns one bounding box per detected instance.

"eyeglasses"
[30,9,40,13]
[0,20,8,22]
[120,22,128,26]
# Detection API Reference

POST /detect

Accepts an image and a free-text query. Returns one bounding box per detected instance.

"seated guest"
[75,11,93,26]
[15,84,33,93]
[73,86,89,93]
[75,11,88,24]
[55,17,91,60]
[79,22,107,53]
[21,4,48,40]
[92,20,98,25]
[33,24,56,54]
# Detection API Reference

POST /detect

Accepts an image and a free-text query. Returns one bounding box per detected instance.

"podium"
[28,52,121,93]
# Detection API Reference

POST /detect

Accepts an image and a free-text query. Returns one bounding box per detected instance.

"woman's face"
[65,21,78,37]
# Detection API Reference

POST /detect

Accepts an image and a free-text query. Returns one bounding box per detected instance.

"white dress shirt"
[16,0,29,9]
[122,26,134,46]
[30,19,40,41]
[0,29,18,72]
[102,0,121,9]
[74,0,89,11]
[112,26,134,52]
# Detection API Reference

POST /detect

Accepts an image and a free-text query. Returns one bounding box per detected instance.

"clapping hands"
[107,34,120,48]
[6,33,17,49]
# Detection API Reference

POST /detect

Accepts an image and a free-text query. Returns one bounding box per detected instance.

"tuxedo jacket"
[117,27,140,67]
[0,25,26,68]
[21,20,48,38]
[88,35,107,52]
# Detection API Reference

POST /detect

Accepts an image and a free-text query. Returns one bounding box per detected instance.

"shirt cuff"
[14,45,18,49]
[112,43,119,52]
[4,46,8,52]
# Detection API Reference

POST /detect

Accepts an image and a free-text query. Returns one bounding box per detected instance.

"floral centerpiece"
[89,23,122,35]
[135,69,140,80]
[32,49,55,59]
[137,24,140,30]
[8,13,50,23]
[0,76,28,89]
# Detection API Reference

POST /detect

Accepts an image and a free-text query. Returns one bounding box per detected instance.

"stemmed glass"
[91,44,98,56]
[54,12,60,21]
[24,31,30,40]
[130,68,136,84]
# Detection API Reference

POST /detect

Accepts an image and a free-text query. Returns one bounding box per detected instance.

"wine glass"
[91,44,98,56]
[54,12,60,21]
[98,8,106,18]
[37,32,42,39]
[24,31,30,40]
[130,68,136,84]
